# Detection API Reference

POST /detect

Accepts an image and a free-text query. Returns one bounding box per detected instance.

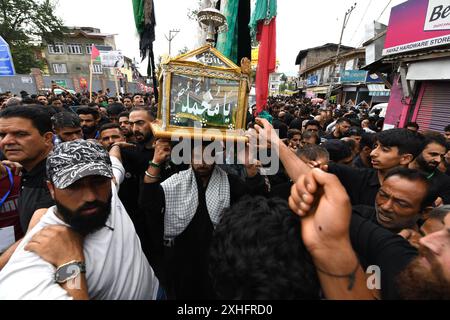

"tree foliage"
[10,41,45,74]
[0,0,67,73]
[0,0,66,43]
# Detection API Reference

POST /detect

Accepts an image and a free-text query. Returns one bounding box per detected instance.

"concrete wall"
[0,75,36,95]
[0,73,144,95]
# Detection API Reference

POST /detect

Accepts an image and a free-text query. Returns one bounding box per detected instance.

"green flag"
[249,0,277,41]
[132,0,145,34]
[216,0,240,63]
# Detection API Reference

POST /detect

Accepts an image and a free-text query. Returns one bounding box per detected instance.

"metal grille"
[416,81,450,133]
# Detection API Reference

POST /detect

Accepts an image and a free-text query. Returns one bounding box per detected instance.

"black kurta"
[138,171,266,299]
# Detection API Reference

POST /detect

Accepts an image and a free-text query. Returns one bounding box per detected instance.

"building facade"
[295,43,354,76]
[269,72,283,96]
[375,0,450,132]
[43,27,116,79]
[35,26,144,94]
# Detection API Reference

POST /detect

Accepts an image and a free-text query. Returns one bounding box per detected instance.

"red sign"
[383,0,450,56]
[79,77,88,89]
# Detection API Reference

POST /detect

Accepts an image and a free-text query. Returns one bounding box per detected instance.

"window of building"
[67,44,83,54]
[345,59,355,70]
[52,63,67,74]
[92,64,103,74]
[48,43,65,54]
[323,66,330,83]
[86,44,94,55]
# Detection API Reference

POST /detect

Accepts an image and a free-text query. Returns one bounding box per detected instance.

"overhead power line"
[349,0,374,44]
[376,0,393,21]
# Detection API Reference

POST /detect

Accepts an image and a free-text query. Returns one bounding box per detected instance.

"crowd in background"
[0,86,449,300]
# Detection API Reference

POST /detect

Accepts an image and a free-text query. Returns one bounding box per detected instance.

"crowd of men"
[0,88,449,300]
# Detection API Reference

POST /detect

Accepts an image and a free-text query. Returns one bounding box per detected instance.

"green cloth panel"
[249,0,277,40]
[132,0,145,34]
[216,0,240,63]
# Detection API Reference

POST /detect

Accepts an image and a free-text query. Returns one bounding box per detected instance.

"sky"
[55,0,407,76]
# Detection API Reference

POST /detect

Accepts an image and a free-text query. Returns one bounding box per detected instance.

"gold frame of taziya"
[151,45,250,143]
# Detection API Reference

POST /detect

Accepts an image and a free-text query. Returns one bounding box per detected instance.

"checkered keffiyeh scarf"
[161,166,230,241]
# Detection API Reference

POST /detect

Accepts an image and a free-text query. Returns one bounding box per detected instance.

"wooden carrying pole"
[114,68,120,101]
[89,59,94,102]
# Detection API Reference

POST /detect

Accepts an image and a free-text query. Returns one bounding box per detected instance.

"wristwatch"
[54,261,86,284]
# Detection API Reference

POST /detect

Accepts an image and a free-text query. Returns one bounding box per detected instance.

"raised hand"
[289,168,352,256]
[152,139,171,164]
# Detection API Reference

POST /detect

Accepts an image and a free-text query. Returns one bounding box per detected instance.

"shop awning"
[283,90,300,96]
[406,58,450,80]
[368,84,390,97]
[305,86,329,94]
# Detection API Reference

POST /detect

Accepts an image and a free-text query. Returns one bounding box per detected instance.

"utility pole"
[326,3,357,101]
[165,29,180,57]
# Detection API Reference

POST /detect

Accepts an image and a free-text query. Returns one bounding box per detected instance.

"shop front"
[303,85,329,99]
[381,0,450,133]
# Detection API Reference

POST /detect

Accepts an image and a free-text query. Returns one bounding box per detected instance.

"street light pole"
[326,3,357,101]
[165,29,180,57]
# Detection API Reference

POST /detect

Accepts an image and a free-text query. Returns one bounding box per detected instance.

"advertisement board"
[100,51,125,68]
[341,70,368,83]
[306,75,318,86]
[383,0,450,56]
[0,36,15,76]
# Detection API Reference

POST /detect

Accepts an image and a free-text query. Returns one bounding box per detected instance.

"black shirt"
[429,170,450,204]
[18,159,55,231]
[353,155,371,169]
[272,119,288,139]
[324,132,342,140]
[269,181,292,201]
[118,144,187,226]
[353,205,378,224]
[138,172,266,299]
[288,118,303,130]
[116,148,142,224]
[328,163,380,206]
[350,214,418,300]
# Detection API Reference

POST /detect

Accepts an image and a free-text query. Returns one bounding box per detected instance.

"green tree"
[288,82,297,91]
[0,0,67,73]
[178,46,190,56]
[10,41,45,74]
[279,83,287,93]
[280,73,288,83]
[187,0,205,21]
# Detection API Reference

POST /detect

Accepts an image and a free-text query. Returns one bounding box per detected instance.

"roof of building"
[67,30,116,39]
[300,48,366,75]
[295,43,355,65]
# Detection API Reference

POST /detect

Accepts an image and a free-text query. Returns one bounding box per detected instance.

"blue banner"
[307,75,318,86]
[366,73,384,83]
[341,70,367,83]
[0,36,15,76]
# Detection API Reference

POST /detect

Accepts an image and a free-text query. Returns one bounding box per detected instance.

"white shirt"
[363,127,376,133]
[326,120,337,134]
[0,182,159,300]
